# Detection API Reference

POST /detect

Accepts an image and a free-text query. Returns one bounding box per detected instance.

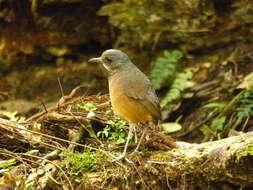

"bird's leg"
[112,123,134,162]
[133,124,138,143]
[133,126,147,152]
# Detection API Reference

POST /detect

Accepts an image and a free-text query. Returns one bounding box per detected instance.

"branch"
[83,132,253,189]
[126,132,253,189]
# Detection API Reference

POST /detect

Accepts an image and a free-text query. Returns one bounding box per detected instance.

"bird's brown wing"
[121,67,161,122]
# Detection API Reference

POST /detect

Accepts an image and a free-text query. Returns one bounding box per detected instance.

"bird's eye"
[105,57,112,62]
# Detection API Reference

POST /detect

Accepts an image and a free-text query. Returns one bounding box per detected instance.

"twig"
[57,77,65,97]
[41,102,48,113]
[26,86,84,122]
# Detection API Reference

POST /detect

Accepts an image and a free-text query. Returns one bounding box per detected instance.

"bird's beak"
[88,57,103,64]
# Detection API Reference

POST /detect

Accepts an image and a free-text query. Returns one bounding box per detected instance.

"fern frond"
[205,90,253,133]
[210,116,226,132]
[161,70,193,108]
[233,90,253,128]
[151,50,184,90]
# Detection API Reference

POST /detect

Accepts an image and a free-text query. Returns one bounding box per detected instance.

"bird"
[88,49,161,161]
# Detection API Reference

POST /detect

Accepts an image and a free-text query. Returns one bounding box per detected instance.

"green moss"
[60,149,103,182]
[236,143,253,161]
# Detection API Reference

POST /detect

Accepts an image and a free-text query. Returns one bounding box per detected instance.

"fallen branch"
[80,132,253,189]
[118,131,253,189]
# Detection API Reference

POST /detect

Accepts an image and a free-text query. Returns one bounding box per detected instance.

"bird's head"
[88,49,131,74]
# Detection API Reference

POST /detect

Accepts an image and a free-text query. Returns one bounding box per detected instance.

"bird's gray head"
[88,49,132,74]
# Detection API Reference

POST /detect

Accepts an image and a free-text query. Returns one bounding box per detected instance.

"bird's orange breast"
[109,76,153,123]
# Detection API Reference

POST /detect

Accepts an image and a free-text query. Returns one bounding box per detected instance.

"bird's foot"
[112,154,133,164]
[130,149,139,154]
[112,154,125,162]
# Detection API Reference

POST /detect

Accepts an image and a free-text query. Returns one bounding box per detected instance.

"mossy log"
[141,132,253,189]
[82,131,253,189]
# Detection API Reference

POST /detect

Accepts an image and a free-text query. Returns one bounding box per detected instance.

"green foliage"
[73,102,97,111]
[233,90,253,128]
[210,116,226,132]
[202,102,227,134]
[97,120,127,145]
[0,159,16,174]
[151,50,184,90]
[162,122,182,134]
[202,90,253,139]
[61,149,103,182]
[161,70,193,108]
[203,102,225,118]
[150,49,194,109]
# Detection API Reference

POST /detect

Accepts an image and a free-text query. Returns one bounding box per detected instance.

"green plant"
[233,90,253,129]
[203,102,225,118]
[97,120,127,145]
[210,116,226,132]
[151,50,183,90]
[161,70,194,108]
[61,149,103,182]
[202,90,253,139]
[199,102,227,139]
[201,102,227,135]
[0,159,16,174]
[73,102,97,111]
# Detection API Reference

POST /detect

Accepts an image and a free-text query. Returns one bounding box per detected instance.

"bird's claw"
[112,154,133,164]
[112,154,125,162]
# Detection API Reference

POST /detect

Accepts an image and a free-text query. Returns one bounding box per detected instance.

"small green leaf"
[210,116,226,132]
[162,122,182,134]
[204,102,225,109]
[73,102,97,111]
[97,120,128,145]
